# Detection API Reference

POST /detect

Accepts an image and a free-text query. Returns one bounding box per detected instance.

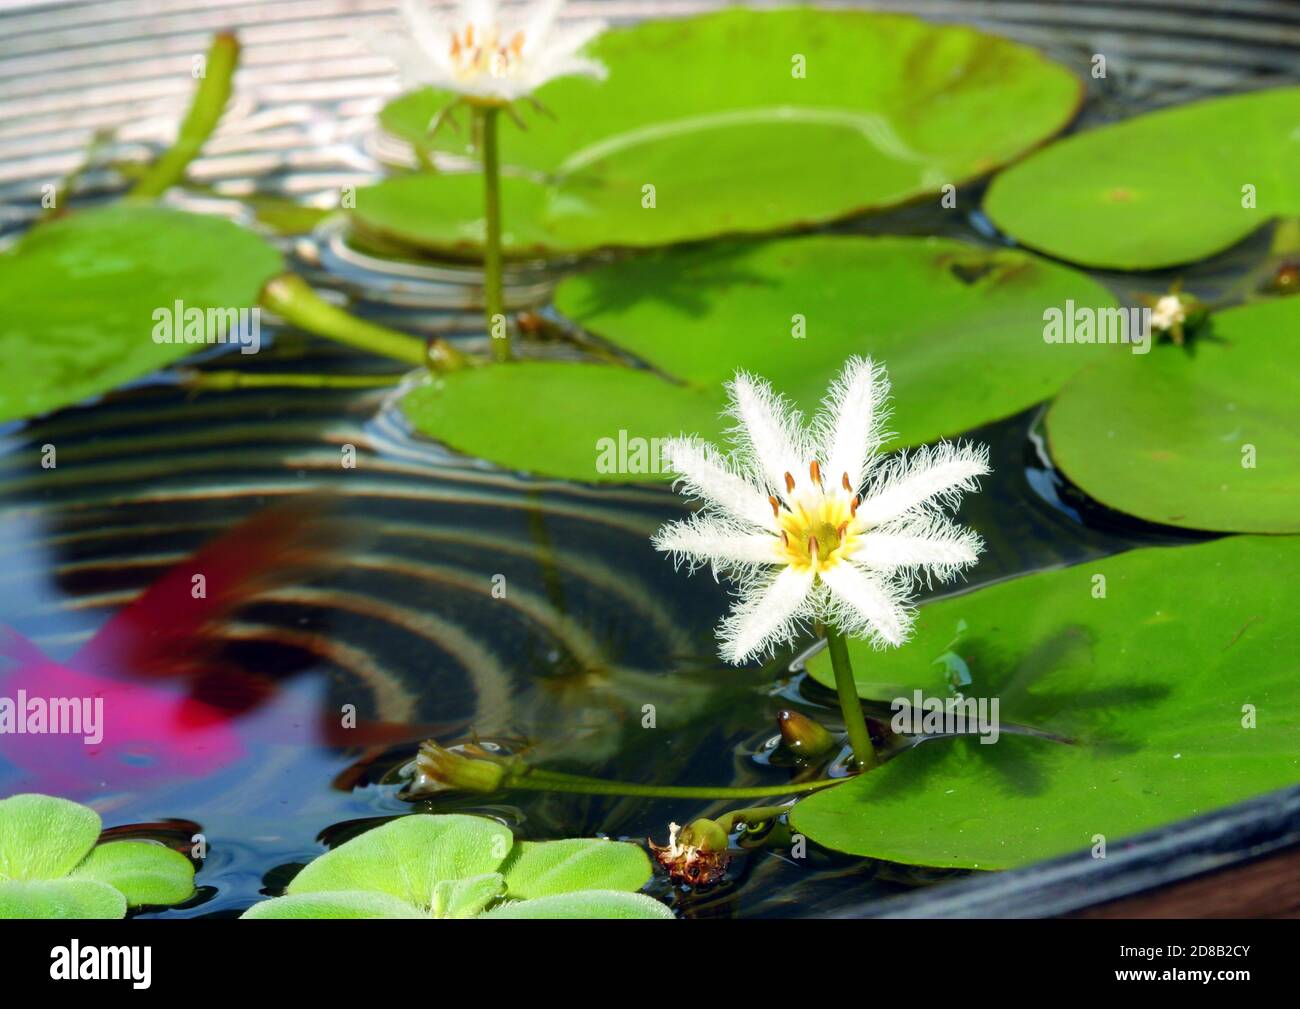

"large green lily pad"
[361,8,1081,257]
[791,535,1300,869]
[984,86,1300,269]
[0,204,283,423]
[1045,296,1300,533]
[403,236,1120,480]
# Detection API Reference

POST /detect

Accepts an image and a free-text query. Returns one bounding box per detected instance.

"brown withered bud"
[649,819,731,887]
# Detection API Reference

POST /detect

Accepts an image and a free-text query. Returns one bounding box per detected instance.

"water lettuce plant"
[0,794,195,919]
[240,814,672,919]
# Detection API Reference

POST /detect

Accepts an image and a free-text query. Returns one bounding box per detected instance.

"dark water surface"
[0,0,1296,917]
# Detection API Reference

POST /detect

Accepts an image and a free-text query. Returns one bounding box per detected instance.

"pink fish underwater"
[0,498,445,797]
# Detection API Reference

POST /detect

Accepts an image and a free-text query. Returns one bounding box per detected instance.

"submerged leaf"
[792,536,1300,869]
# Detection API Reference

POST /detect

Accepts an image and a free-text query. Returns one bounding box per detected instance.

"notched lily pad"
[0,204,283,423]
[792,536,1300,869]
[361,8,1081,257]
[1045,296,1300,533]
[403,236,1120,481]
[984,86,1300,269]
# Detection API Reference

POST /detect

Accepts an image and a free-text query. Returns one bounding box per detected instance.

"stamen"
[850,494,860,517]
[780,531,788,547]
[769,495,781,518]
[810,460,822,485]
[510,31,524,55]
[807,535,818,557]
[465,23,474,47]
[784,472,796,493]
[837,521,849,540]
[842,472,851,491]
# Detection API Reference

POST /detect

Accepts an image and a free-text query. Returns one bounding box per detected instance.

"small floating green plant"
[0,794,195,919]
[240,813,672,919]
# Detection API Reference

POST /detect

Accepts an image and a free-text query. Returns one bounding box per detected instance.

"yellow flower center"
[449,22,526,80]
[773,463,860,574]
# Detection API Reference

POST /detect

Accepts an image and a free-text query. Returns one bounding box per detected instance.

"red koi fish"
[0,497,449,798]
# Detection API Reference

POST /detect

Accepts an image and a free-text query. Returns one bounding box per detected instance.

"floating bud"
[777,709,834,757]
[411,740,511,795]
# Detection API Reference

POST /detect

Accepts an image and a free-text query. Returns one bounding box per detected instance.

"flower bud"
[777,709,834,757]
[410,741,509,795]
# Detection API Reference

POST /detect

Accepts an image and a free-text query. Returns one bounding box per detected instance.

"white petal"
[725,372,808,495]
[661,437,777,532]
[523,0,566,46]
[821,563,910,648]
[652,516,780,570]
[856,441,990,528]
[719,565,815,664]
[852,527,982,576]
[817,355,890,491]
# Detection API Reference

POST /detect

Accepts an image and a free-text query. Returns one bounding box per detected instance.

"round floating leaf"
[68,840,195,908]
[403,236,1120,481]
[501,838,653,899]
[240,890,425,920]
[363,8,1081,257]
[1045,296,1300,533]
[0,793,100,881]
[984,86,1300,269]
[791,535,1300,869]
[0,204,283,423]
[0,878,127,919]
[478,890,674,920]
[286,814,513,908]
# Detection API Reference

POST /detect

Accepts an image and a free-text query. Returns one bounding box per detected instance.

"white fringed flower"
[374,0,607,104]
[653,357,990,665]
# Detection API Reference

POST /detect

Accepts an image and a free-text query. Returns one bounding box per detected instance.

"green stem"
[477,104,510,362]
[130,32,238,199]
[259,273,463,370]
[507,768,844,800]
[826,628,876,769]
[181,369,410,391]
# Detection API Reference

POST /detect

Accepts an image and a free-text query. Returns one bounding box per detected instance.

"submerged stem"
[130,32,239,199]
[507,768,844,800]
[260,273,464,371]
[477,105,510,363]
[826,628,877,770]
[180,369,411,391]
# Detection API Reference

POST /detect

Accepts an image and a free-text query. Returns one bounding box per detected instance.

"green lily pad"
[68,840,196,908]
[790,535,1300,869]
[1045,296,1300,533]
[501,838,653,900]
[0,878,127,919]
[479,891,675,920]
[0,204,283,423]
[403,236,1120,480]
[362,8,1081,257]
[984,86,1300,269]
